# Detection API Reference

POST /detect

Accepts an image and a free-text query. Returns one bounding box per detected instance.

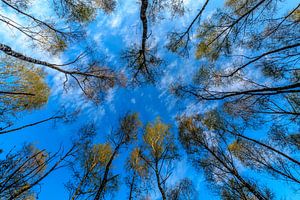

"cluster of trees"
[174,0,300,199]
[0,113,198,199]
[0,0,299,199]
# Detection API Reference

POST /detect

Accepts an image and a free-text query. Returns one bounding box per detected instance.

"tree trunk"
[199,138,268,200]
[128,174,136,200]
[93,144,121,200]
[154,161,167,200]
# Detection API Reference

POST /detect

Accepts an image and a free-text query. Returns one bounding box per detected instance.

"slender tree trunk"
[0,116,63,135]
[93,144,121,200]
[0,43,115,80]
[9,146,75,200]
[202,141,268,200]
[154,160,167,200]
[128,174,136,200]
[71,163,97,200]
[226,129,300,166]
[140,0,148,52]
[0,91,35,96]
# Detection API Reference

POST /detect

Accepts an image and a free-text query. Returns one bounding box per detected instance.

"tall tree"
[125,147,149,200]
[0,144,75,200]
[167,0,210,56]
[179,116,273,200]
[67,113,141,200]
[173,0,300,105]
[0,0,122,102]
[123,0,185,84]
[171,2,300,198]
[0,59,50,129]
[137,118,178,200]
[166,178,198,200]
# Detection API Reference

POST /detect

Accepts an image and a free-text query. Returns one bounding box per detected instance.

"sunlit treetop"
[0,61,50,112]
[92,143,113,166]
[291,8,300,22]
[143,118,171,157]
[129,148,148,177]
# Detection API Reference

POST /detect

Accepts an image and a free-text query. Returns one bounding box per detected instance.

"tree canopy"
[0,0,299,199]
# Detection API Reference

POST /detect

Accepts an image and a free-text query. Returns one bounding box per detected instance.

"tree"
[178,116,273,200]
[0,61,49,110]
[0,0,122,102]
[203,107,300,187]
[166,178,198,200]
[125,147,149,200]
[122,0,162,84]
[0,0,123,139]
[0,143,75,200]
[135,118,178,200]
[228,138,300,185]
[67,113,141,200]
[172,0,300,107]
[54,0,117,22]
[166,0,210,56]
[123,0,185,84]
[0,57,77,136]
[170,2,300,197]
[0,58,50,129]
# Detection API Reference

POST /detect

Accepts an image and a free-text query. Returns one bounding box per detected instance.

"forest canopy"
[0,0,299,199]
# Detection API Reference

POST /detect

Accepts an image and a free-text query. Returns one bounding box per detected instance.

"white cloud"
[131,98,136,104]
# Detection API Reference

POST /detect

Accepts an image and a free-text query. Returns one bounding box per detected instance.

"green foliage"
[225,0,258,16]
[1,0,300,199]
[195,20,231,61]
[195,37,227,61]
[59,0,117,22]
[228,139,248,164]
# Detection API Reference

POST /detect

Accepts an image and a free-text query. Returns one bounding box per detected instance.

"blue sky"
[0,0,299,199]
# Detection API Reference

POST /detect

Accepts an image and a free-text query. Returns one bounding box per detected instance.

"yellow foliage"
[228,140,242,152]
[181,117,198,133]
[92,143,113,166]
[291,9,300,22]
[22,145,48,174]
[129,148,148,177]
[195,37,220,61]
[228,140,248,164]
[143,118,170,157]
[24,194,36,200]
[72,3,95,22]
[195,42,210,59]
[1,64,49,111]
